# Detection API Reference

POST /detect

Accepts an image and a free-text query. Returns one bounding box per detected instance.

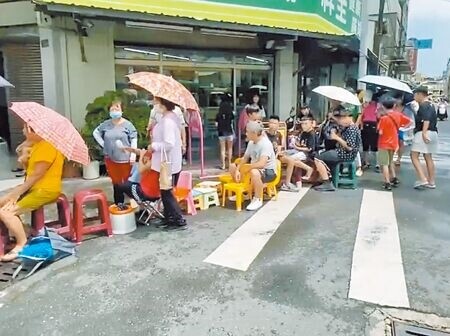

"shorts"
[259,169,277,183]
[361,122,378,152]
[17,189,61,213]
[411,131,438,154]
[218,134,234,142]
[290,151,307,161]
[377,149,395,166]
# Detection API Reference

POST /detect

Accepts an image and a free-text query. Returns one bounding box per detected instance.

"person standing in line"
[93,99,137,209]
[150,97,186,229]
[410,86,438,190]
[147,103,187,163]
[215,96,235,170]
[358,91,380,171]
[377,96,412,190]
[245,94,266,119]
[394,93,416,166]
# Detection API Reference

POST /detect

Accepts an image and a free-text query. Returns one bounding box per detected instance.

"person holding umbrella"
[0,102,89,262]
[149,97,186,228]
[93,99,138,209]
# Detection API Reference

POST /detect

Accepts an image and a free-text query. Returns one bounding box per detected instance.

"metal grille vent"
[393,321,450,336]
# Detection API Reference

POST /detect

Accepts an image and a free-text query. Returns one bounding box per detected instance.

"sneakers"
[383,182,392,191]
[280,183,299,192]
[116,203,130,211]
[246,198,263,211]
[414,181,428,190]
[375,165,380,173]
[425,183,436,189]
[313,181,335,192]
[390,177,400,187]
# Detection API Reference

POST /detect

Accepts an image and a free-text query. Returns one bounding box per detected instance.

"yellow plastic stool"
[222,183,250,212]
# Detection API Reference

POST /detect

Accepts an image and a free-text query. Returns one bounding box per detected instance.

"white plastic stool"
[196,187,220,209]
[196,181,222,196]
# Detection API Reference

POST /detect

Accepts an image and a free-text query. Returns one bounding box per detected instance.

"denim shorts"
[218,135,234,142]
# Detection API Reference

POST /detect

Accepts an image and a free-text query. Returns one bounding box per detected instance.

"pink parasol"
[126,72,205,176]
[9,102,89,165]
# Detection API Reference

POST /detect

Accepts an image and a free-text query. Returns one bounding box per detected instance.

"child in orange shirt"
[377,97,412,190]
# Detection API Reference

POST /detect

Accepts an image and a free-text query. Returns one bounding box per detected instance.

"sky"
[408,0,450,77]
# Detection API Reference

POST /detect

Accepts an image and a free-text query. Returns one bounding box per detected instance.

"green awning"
[35,0,361,36]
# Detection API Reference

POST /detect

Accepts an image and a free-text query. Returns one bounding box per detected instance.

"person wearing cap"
[229,120,277,211]
[314,106,361,192]
[411,86,438,190]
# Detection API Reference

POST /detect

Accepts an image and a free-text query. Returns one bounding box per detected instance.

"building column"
[358,0,370,89]
[274,42,296,121]
[39,25,70,117]
[39,17,115,128]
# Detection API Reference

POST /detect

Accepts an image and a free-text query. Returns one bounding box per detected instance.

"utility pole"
[373,0,386,72]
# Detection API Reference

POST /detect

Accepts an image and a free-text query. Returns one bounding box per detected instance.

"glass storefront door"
[114,46,273,164]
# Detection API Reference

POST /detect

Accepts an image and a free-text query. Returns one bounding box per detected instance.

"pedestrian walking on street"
[93,99,138,208]
[410,86,438,190]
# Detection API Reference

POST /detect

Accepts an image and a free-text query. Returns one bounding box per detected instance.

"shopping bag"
[159,148,172,190]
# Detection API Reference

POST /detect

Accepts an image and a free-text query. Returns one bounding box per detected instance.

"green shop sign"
[206,0,362,35]
[36,0,361,35]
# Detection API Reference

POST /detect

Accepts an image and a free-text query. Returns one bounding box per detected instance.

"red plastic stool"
[31,194,73,239]
[73,189,112,243]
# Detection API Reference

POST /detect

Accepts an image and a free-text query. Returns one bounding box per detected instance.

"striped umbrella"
[9,102,89,165]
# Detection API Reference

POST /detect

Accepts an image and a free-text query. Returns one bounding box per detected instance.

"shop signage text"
[206,0,361,34]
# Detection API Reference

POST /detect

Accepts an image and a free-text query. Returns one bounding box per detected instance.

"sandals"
[1,248,22,262]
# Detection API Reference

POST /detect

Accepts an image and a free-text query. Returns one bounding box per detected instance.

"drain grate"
[393,321,450,336]
[0,261,29,290]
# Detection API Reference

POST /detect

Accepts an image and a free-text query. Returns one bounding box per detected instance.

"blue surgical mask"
[109,111,122,119]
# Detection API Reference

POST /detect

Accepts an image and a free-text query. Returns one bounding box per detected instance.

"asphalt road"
[1,121,450,336]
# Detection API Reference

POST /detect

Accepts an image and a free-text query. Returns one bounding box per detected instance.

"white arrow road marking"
[204,188,310,271]
[349,190,410,308]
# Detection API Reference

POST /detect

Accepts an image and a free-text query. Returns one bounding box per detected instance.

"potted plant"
[80,90,150,179]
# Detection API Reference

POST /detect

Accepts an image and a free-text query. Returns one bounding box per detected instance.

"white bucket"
[83,160,100,180]
[110,211,137,235]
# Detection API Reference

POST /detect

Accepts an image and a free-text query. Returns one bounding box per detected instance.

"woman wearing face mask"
[93,99,138,209]
[149,97,186,229]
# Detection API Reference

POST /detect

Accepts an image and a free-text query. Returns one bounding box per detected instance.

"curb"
[0,256,78,305]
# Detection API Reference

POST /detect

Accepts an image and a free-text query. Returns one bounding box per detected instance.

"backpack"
[12,228,76,280]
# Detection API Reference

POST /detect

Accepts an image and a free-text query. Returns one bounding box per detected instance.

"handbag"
[159,148,172,190]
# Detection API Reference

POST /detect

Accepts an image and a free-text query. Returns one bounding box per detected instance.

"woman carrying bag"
[150,97,186,229]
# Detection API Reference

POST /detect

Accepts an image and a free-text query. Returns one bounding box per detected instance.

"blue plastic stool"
[332,161,357,189]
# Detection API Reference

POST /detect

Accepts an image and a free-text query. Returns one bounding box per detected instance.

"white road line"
[348,190,410,308]
[204,188,309,271]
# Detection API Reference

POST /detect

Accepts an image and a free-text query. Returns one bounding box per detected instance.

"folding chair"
[138,199,164,225]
